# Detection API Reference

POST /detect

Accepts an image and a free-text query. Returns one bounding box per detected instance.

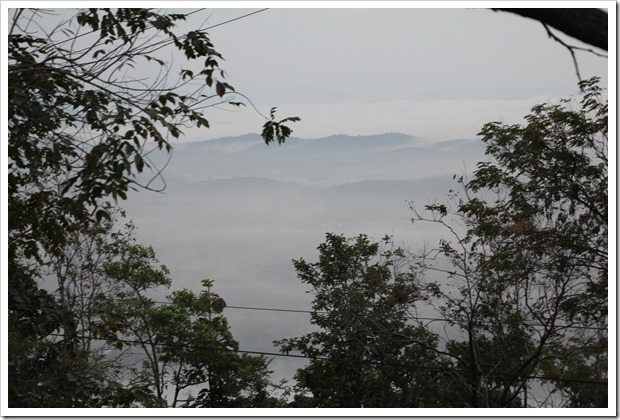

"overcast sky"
[174,4,610,141]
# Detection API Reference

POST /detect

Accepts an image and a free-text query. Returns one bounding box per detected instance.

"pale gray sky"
[176,5,610,141]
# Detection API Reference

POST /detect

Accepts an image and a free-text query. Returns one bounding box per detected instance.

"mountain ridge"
[151,132,485,187]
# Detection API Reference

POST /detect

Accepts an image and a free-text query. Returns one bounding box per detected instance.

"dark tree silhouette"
[493,8,608,51]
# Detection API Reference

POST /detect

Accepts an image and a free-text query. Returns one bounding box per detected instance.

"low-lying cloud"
[122,132,487,383]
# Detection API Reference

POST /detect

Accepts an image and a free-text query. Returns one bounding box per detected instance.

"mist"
[121,132,487,383]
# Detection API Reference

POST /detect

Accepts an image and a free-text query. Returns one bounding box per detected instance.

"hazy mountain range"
[123,132,487,383]
[154,132,484,186]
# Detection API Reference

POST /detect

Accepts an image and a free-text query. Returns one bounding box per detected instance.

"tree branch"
[492,8,608,51]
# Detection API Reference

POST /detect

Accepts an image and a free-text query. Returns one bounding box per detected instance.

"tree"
[410,77,607,407]
[105,278,283,408]
[276,234,442,408]
[9,206,169,407]
[161,282,283,408]
[8,8,298,407]
[18,203,284,408]
[8,7,298,272]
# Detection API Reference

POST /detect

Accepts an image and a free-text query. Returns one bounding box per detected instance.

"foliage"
[469,77,607,323]
[9,207,169,407]
[262,107,302,145]
[410,77,607,407]
[160,283,284,407]
[8,8,298,407]
[107,277,284,408]
[9,7,298,254]
[11,205,283,408]
[276,233,442,408]
[280,79,608,408]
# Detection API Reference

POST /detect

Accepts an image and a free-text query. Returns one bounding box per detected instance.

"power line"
[33,331,609,387]
[225,304,315,315]
[204,8,269,31]
[147,300,607,332]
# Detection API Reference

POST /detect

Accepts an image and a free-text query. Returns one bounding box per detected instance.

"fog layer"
[122,133,486,382]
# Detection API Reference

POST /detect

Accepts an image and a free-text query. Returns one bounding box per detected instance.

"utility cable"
[204,8,269,31]
[146,300,607,332]
[29,331,609,387]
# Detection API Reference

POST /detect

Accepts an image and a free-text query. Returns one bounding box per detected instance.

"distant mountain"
[174,133,264,153]
[246,132,416,153]
[148,133,485,187]
[173,132,415,152]
[320,178,447,199]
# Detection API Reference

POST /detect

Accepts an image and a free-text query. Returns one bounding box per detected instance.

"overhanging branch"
[493,8,608,51]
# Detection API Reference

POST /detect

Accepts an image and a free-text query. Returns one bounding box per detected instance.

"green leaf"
[215,81,225,97]
[135,154,144,172]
